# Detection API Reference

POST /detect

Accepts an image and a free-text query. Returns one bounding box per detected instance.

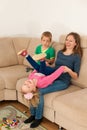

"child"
[35,31,55,65]
[21,63,64,106]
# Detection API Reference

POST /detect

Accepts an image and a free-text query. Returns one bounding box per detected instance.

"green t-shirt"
[35,44,55,58]
[35,44,55,64]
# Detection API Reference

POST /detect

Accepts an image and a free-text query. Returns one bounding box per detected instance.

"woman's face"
[65,35,77,50]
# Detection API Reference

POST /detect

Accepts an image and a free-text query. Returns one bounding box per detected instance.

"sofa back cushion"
[71,48,87,88]
[12,37,31,65]
[23,38,41,67]
[0,38,18,67]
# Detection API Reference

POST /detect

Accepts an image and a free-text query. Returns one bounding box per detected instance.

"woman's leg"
[29,94,44,128]
[32,80,68,119]
[39,79,69,95]
[30,94,44,119]
[30,79,68,118]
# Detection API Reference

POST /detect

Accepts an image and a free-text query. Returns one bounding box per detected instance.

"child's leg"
[26,55,40,72]
[26,56,56,75]
[39,60,56,75]
[39,60,47,74]
[38,66,64,88]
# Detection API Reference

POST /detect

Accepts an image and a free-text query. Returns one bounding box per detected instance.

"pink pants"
[30,66,64,88]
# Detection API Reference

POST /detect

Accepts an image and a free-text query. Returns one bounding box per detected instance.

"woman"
[24,32,83,128]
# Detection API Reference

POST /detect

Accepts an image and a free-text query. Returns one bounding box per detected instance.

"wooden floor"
[0,100,59,130]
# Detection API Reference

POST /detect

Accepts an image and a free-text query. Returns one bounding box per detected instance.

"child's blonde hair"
[22,89,40,107]
[41,31,52,42]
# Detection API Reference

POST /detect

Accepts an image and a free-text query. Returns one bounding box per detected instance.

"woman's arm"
[64,66,78,80]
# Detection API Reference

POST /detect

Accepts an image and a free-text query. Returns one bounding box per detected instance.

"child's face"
[21,80,36,94]
[41,36,51,48]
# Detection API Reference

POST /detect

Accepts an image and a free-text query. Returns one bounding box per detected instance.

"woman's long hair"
[62,32,83,58]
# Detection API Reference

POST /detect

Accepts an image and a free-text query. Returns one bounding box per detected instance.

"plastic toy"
[0,117,19,129]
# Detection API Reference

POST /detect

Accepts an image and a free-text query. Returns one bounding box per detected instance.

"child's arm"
[45,47,55,65]
[45,58,55,65]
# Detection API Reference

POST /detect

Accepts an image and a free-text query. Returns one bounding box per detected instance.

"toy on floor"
[0,117,19,129]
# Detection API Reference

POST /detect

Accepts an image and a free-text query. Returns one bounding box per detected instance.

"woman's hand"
[63,66,78,80]
[63,66,71,73]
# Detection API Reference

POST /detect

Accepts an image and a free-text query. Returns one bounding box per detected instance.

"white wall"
[0,0,87,41]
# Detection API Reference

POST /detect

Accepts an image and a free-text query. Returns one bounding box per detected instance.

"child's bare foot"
[17,49,27,57]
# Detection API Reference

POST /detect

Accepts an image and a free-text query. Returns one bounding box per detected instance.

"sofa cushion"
[44,85,81,108]
[0,76,5,90]
[16,77,28,92]
[23,38,41,68]
[53,88,87,128]
[71,48,87,88]
[12,37,31,64]
[0,90,4,101]
[16,78,80,109]
[0,65,29,89]
[52,41,64,58]
[0,38,18,67]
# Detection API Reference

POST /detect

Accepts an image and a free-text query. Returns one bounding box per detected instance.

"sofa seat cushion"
[16,69,33,91]
[16,82,80,109]
[0,90,4,101]
[44,85,80,108]
[53,88,87,128]
[0,76,5,90]
[0,38,18,67]
[16,77,27,92]
[0,65,29,89]
[16,83,80,109]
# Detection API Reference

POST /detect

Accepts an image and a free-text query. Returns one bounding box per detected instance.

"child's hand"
[45,61,50,66]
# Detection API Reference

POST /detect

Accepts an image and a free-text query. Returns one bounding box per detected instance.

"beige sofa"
[0,36,87,130]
